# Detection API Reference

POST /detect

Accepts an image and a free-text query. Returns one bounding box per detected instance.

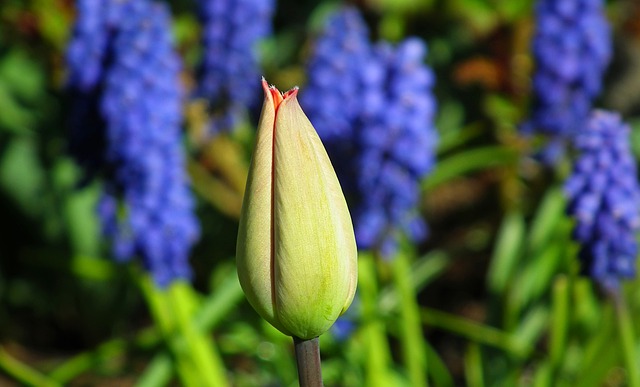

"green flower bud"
[236,79,358,339]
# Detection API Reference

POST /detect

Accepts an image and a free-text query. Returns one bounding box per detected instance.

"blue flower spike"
[565,110,640,291]
[302,7,437,258]
[525,0,611,143]
[67,0,200,287]
[197,0,275,133]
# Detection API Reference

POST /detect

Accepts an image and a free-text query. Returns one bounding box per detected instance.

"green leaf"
[486,212,525,296]
[437,123,483,155]
[484,94,521,131]
[379,250,450,313]
[0,136,45,216]
[423,146,518,190]
[528,187,567,255]
[371,0,435,13]
[549,276,570,370]
[513,306,549,357]
[422,307,527,357]
[491,0,534,22]
[427,341,455,387]
[464,343,484,387]
[509,241,563,312]
[576,304,620,387]
[135,353,173,387]
[448,0,498,35]
[0,49,48,133]
[0,82,36,133]
[0,50,45,102]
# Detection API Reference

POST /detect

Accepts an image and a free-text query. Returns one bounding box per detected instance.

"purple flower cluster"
[66,0,123,176]
[565,111,640,291]
[524,0,611,141]
[301,8,437,257]
[197,0,275,133]
[67,0,200,287]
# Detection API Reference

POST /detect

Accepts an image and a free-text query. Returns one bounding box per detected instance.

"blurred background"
[2,0,640,386]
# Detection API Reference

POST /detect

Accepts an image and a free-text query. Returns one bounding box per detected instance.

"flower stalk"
[293,337,323,387]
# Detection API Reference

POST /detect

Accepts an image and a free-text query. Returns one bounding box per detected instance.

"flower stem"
[293,336,323,387]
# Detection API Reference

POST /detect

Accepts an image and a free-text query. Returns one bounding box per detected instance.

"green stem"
[613,291,640,387]
[0,346,61,387]
[293,337,323,387]
[392,251,428,387]
[359,252,392,387]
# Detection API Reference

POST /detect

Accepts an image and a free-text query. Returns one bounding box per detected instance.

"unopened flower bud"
[236,79,358,339]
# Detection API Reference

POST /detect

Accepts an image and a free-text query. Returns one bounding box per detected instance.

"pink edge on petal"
[271,88,283,109]
[282,86,299,101]
[259,77,280,323]
[262,78,278,325]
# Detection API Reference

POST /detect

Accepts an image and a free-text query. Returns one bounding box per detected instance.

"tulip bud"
[236,79,358,340]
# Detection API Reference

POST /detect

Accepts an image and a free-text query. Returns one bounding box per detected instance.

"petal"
[272,91,357,339]
[237,79,291,335]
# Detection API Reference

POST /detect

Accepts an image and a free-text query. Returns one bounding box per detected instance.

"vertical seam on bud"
[270,92,278,318]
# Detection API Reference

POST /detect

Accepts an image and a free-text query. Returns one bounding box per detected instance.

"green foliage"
[1,0,640,386]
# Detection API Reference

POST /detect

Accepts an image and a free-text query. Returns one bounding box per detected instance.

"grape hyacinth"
[197,0,275,133]
[302,8,438,257]
[564,110,640,291]
[523,0,611,147]
[67,0,200,287]
[66,0,120,177]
